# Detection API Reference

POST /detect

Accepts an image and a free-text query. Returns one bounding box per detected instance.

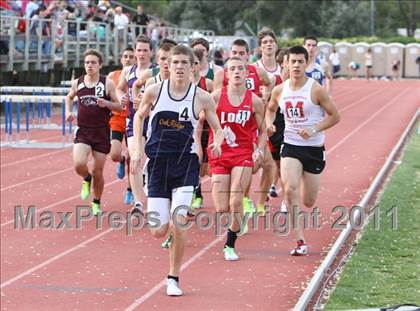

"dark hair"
[258,27,277,47]
[303,36,318,45]
[170,45,194,65]
[232,39,249,53]
[120,47,134,58]
[123,47,134,53]
[193,49,204,62]
[276,48,288,65]
[136,35,152,50]
[84,49,104,64]
[190,38,209,51]
[287,45,309,62]
[159,42,175,53]
[160,38,178,47]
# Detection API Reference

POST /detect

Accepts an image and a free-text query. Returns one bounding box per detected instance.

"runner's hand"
[121,93,130,108]
[130,150,143,175]
[252,148,263,163]
[208,142,221,158]
[66,113,75,123]
[97,98,108,108]
[298,127,316,140]
[133,92,143,110]
[267,124,276,137]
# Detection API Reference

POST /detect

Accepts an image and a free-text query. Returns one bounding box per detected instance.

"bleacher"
[0,15,215,73]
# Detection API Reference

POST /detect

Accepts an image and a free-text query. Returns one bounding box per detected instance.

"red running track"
[1,80,419,310]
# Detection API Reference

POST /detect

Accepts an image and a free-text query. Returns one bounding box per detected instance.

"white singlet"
[279,78,325,146]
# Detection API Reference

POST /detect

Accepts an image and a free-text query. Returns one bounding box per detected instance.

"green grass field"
[324,129,420,310]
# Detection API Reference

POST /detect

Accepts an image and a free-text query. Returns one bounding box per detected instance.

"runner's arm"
[213,69,224,90]
[198,89,223,157]
[116,66,130,102]
[265,84,282,136]
[257,67,274,102]
[130,83,159,174]
[323,62,333,94]
[65,79,78,121]
[100,77,123,112]
[206,78,214,93]
[253,94,267,158]
[299,83,340,140]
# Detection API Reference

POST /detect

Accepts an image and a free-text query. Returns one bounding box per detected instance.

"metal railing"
[0,15,215,72]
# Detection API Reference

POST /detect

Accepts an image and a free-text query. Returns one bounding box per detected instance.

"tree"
[165,0,256,34]
[397,0,419,37]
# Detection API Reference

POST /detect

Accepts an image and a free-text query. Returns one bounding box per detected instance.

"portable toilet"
[352,42,371,77]
[386,43,404,78]
[335,42,353,77]
[404,43,420,78]
[371,42,387,78]
[318,41,333,64]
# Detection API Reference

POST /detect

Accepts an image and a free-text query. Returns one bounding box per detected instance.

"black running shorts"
[280,143,326,174]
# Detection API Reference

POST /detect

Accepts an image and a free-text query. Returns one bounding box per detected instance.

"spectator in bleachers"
[29,6,52,55]
[149,20,159,53]
[114,6,129,51]
[66,12,77,37]
[53,1,69,22]
[74,0,89,18]
[133,5,149,36]
[98,0,111,11]
[30,6,50,36]
[25,0,39,18]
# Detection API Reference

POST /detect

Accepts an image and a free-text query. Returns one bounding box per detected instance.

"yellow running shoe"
[256,203,266,216]
[91,201,101,216]
[80,180,91,201]
[243,197,255,215]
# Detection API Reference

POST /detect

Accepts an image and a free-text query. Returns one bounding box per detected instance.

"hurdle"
[1,87,74,149]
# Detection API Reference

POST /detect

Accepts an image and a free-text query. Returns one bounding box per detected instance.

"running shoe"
[188,197,203,217]
[269,184,278,198]
[191,197,203,209]
[238,222,248,236]
[80,180,91,201]
[243,197,255,214]
[167,278,183,296]
[116,157,125,179]
[290,240,308,256]
[124,189,134,205]
[91,201,101,216]
[280,200,288,213]
[161,233,173,249]
[130,202,143,215]
[256,203,266,216]
[223,246,239,261]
